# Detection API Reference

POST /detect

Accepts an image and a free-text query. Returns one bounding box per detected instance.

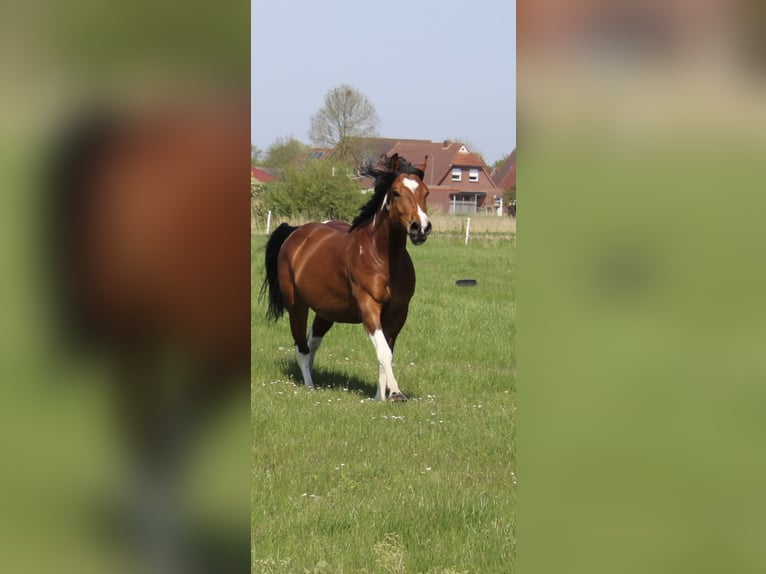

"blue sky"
[251,0,515,164]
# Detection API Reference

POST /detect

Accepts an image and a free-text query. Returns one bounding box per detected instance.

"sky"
[251,0,516,165]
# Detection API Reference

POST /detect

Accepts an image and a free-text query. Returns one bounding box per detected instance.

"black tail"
[44,109,118,351]
[261,223,299,321]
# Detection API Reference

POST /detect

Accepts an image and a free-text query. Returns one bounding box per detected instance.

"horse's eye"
[392,191,401,199]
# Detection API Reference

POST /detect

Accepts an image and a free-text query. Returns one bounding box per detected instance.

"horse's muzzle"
[409,220,432,245]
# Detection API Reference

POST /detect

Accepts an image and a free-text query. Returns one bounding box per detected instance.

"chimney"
[442,139,450,149]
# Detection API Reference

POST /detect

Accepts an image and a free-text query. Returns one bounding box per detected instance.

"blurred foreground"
[0,2,249,573]
[519,1,766,573]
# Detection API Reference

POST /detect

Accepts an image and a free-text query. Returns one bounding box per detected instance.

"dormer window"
[452,167,462,181]
[469,168,479,182]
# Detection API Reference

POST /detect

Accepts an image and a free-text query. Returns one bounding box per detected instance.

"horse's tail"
[261,222,299,321]
[45,109,118,351]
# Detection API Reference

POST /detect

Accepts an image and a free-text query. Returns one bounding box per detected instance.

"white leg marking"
[367,329,401,400]
[374,364,385,401]
[307,329,323,371]
[295,346,315,389]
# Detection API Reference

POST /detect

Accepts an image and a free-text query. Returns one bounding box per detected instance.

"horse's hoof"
[388,392,407,403]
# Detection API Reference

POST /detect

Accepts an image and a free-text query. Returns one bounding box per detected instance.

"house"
[250,166,277,189]
[384,140,499,214]
[298,148,335,163]
[491,149,516,216]
[302,137,501,214]
[491,149,516,193]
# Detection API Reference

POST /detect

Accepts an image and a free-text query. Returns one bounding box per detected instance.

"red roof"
[491,149,516,190]
[451,150,487,168]
[251,166,275,183]
[320,138,497,195]
[386,141,489,185]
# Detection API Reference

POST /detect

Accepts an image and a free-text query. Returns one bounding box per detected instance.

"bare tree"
[309,84,380,162]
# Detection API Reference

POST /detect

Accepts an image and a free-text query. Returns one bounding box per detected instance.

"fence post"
[266,210,272,235]
[465,217,471,245]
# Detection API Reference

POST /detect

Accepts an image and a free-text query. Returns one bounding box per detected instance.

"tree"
[309,84,380,163]
[251,144,264,166]
[492,152,513,171]
[262,137,307,170]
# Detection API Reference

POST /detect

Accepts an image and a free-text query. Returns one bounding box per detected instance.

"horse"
[261,153,432,402]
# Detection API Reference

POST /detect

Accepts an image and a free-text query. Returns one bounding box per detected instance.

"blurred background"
[0,1,249,573]
[518,1,766,573]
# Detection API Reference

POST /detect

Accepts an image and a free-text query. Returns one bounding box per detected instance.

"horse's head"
[387,155,432,245]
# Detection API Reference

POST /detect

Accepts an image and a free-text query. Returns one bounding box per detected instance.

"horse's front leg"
[364,315,407,401]
[355,285,407,401]
[368,328,396,401]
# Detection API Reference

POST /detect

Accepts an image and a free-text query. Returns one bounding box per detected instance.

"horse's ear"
[388,153,400,172]
[415,155,428,175]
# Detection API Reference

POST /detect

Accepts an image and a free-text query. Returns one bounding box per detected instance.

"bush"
[259,160,364,221]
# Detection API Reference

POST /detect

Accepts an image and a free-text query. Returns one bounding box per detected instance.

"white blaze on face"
[402,177,430,230]
[417,205,430,229]
[402,177,419,193]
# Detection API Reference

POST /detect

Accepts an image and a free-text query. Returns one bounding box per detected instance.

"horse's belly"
[302,277,361,324]
[317,308,362,324]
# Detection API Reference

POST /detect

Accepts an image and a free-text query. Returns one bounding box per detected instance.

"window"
[469,168,479,182]
[452,167,462,181]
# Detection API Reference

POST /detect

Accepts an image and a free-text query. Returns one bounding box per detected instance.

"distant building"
[250,166,277,185]
[293,138,506,215]
[357,139,499,214]
[491,149,516,193]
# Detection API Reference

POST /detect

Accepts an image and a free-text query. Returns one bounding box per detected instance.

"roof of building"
[491,149,516,190]
[298,148,335,162]
[250,166,276,183]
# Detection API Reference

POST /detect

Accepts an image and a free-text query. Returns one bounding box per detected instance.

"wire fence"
[251,210,516,240]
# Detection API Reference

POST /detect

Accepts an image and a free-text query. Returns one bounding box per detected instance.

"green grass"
[251,234,516,573]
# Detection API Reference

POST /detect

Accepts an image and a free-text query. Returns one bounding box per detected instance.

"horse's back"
[280,221,351,264]
[321,219,351,233]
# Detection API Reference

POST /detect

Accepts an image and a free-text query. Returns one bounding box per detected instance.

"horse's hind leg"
[308,315,334,371]
[288,304,315,389]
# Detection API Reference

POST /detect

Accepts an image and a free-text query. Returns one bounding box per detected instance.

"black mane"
[350,154,425,230]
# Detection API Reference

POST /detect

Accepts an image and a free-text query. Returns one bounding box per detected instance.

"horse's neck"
[370,211,407,267]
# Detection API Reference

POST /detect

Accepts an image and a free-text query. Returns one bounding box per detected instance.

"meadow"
[251,229,516,573]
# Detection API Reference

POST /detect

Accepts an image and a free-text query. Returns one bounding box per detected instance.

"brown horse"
[262,154,432,402]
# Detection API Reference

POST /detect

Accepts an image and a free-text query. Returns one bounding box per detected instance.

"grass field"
[251,231,516,573]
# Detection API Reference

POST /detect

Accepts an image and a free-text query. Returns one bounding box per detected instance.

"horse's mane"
[350,154,425,230]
